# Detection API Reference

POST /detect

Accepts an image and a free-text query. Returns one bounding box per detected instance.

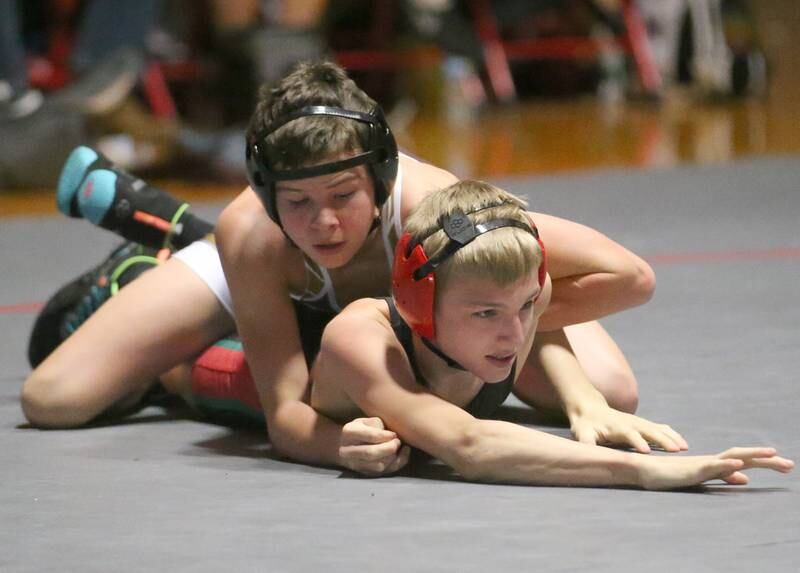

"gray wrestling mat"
[1,157,798,572]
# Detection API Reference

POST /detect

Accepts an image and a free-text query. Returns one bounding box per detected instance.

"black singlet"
[384,298,514,419]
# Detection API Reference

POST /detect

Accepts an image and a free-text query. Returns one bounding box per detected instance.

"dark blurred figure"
[0,0,43,120]
[0,0,161,190]
[174,0,328,180]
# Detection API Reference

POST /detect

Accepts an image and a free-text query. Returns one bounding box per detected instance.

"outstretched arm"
[315,311,792,489]
[531,213,655,331]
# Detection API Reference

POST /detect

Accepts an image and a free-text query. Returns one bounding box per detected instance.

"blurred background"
[1,0,798,215]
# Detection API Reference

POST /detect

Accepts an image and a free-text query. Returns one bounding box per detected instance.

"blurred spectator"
[0,0,157,190]
[176,0,328,180]
[639,0,767,97]
[0,0,43,119]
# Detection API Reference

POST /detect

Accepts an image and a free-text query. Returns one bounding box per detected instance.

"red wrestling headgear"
[392,208,547,339]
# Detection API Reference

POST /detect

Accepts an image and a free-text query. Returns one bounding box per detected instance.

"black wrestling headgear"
[245,105,399,227]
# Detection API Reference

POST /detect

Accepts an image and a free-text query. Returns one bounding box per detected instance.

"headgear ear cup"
[245,140,279,223]
[364,106,399,209]
[522,212,547,297]
[536,238,547,295]
[391,234,437,339]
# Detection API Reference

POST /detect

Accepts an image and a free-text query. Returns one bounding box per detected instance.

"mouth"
[313,241,346,254]
[485,353,516,368]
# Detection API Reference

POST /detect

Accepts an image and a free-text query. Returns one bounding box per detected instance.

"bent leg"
[515,321,639,415]
[21,258,236,428]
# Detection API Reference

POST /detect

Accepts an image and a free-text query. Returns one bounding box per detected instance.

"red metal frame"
[467,0,663,102]
[621,0,662,94]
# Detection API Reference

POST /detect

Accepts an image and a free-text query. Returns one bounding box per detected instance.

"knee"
[632,258,656,307]
[602,371,639,414]
[21,369,97,428]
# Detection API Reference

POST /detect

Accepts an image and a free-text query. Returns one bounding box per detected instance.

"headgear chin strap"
[392,207,547,341]
[245,105,399,228]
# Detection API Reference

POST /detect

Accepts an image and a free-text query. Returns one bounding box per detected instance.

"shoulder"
[323,298,393,348]
[215,187,288,265]
[320,299,404,373]
[398,155,459,220]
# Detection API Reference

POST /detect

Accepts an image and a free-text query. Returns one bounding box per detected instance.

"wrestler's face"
[275,157,377,268]
[433,272,544,383]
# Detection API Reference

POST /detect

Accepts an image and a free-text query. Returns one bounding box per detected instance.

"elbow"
[445,424,496,482]
[263,410,294,458]
[266,432,293,459]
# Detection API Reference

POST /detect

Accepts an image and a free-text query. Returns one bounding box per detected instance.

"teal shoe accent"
[213,337,244,352]
[56,146,99,217]
[77,169,117,225]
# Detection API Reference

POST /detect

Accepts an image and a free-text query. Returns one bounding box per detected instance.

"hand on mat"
[636,447,794,490]
[339,417,411,476]
[570,405,689,454]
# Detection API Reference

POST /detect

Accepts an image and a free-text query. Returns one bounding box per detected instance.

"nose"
[498,315,526,347]
[311,205,340,230]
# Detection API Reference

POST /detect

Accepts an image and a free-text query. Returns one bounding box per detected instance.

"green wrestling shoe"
[27,241,159,368]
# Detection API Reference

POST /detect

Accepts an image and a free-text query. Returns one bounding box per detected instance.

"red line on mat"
[0,302,44,315]
[2,248,798,316]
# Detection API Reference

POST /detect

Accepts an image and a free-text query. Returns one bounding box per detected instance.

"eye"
[473,309,497,319]
[334,191,356,201]
[520,299,535,312]
[285,197,310,207]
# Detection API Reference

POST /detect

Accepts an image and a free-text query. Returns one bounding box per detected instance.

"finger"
[720,447,776,460]
[355,460,389,476]
[661,426,689,450]
[702,458,745,484]
[398,444,411,468]
[721,471,749,486]
[642,428,681,453]
[572,424,598,446]
[360,417,386,430]
[341,438,402,462]
[358,445,413,476]
[384,445,412,474]
[622,430,651,454]
[343,424,397,445]
[744,455,795,473]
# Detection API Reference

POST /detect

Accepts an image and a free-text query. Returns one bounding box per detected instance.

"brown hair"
[247,60,378,171]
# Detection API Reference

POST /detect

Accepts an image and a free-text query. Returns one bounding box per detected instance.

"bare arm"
[215,190,402,469]
[315,313,637,485]
[531,213,655,331]
[314,309,792,488]
[520,329,688,453]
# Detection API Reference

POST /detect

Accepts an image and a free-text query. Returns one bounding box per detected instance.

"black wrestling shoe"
[57,146,214,250]
[27,242,159,368]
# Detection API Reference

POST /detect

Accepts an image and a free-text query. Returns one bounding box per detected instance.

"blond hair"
[403,180,543,297]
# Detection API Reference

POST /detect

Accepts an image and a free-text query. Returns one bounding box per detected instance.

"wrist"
[613,451,644,488]
[564,391,608,420]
